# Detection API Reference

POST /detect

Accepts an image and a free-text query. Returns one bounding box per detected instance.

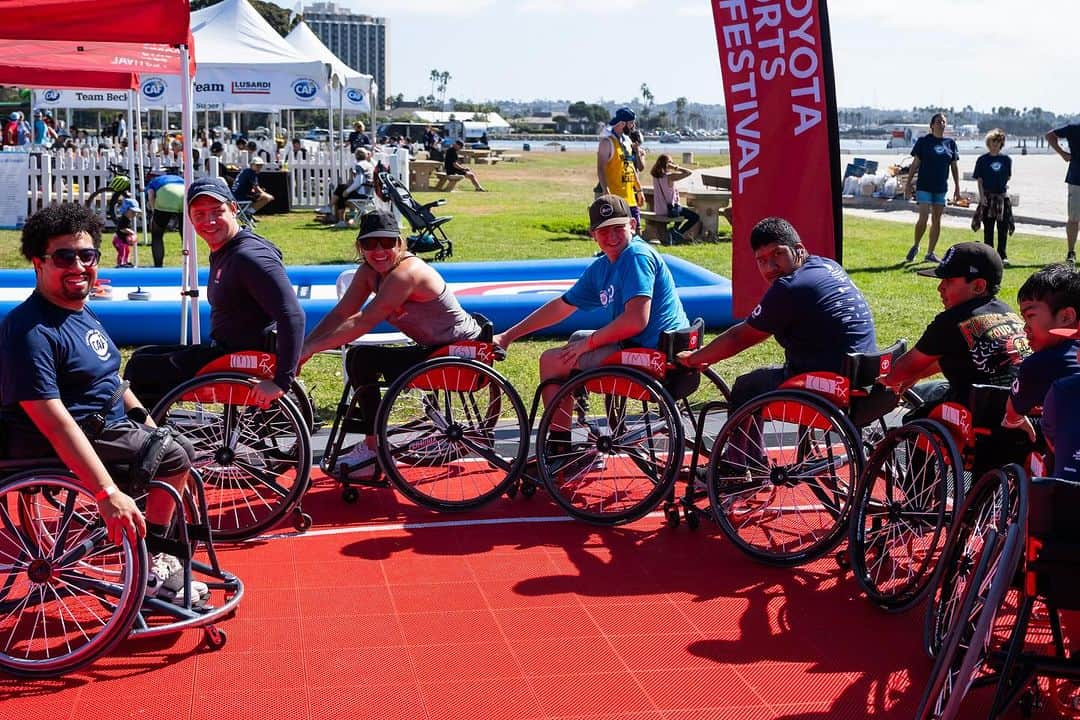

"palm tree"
[429,69,440,103]
[437,71,452,110]
[640,83,654,125]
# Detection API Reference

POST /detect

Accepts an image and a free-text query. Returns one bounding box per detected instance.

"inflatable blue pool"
[0,256,733,345]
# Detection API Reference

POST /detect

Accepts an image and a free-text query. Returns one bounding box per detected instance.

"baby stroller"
[376,171,453,261]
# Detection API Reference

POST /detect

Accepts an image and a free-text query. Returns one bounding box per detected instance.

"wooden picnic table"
[410,159,442,189]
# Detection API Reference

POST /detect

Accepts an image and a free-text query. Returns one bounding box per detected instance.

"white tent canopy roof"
[285,21,371,90]
[192,0,318,68]
[413,111,510,129]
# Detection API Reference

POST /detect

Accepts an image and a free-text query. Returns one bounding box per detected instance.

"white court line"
[256,510,666,542]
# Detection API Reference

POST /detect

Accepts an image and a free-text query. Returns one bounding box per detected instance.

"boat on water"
[658,131,682,144]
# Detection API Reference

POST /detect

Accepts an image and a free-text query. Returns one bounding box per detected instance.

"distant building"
[303,2,388,108]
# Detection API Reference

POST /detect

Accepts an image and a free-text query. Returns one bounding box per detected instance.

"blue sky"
[308,0,1077,113]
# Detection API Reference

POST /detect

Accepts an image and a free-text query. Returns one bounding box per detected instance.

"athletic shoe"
[1068,253,1076,268]
[905,245,919,263]
[147,553,210,607]
[1001,258,1010,267]
[924,252,942,263]
[338,443,377,479]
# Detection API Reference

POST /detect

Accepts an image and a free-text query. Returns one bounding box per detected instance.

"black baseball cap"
[186,176,235,206]
[355,211,400,241]
[916,242,1003,287]
[589,194,631,232]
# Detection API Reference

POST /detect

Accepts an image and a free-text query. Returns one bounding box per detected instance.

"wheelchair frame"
[149,351,315,541]
[0,462,243,677]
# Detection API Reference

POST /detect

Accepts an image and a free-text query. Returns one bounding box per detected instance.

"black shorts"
[94,420,196,478]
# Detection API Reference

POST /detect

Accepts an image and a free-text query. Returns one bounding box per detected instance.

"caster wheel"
[521,480,537,499]
[685,509,700,531]
[293,510,313,532]
[663,503,680,528]
[835,551,850,571]
[204,625,227,650]
[505,482,519,500]
[342,487,359,504]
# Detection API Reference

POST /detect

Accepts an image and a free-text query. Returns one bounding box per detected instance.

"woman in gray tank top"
[300,212,481,478]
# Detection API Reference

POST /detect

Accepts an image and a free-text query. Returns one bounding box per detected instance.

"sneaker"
[1001,257,1010,267]
[147,553,210,606]
[338,443,377,479]
[1068,253,1076,268]
[924,252,942,263]
[905,245,919,263]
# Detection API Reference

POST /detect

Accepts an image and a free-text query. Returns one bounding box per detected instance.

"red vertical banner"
[711,0,842,317]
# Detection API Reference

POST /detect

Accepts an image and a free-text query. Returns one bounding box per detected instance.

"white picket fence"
[25,146,407,215]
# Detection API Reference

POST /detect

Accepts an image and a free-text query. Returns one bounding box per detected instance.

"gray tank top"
[377,260,480,346]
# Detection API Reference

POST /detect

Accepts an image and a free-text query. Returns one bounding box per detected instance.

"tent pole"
[180,44,199,345]
[134,90,147,263]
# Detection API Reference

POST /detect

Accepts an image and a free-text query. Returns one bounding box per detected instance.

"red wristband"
[94,485,117,502]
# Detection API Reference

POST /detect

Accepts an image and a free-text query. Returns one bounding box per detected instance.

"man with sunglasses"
[0,203,211,605]
[123,176,305,412]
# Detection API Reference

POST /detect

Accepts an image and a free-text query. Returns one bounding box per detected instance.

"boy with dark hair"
[1003,264,1080,438]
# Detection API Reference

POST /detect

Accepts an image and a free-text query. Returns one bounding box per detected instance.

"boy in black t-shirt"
[884,242,1030,472]
[971,128,1014,264]
[1002,264,1080,440]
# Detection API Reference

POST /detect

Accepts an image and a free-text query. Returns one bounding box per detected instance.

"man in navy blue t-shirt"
[0,204,207,603]
[1046,123,1080,266]
[678,217,877,409]
[904,113,961,264]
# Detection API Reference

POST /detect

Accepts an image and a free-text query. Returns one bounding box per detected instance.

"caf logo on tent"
[292,78,319,101]
[142,77,167,99]
[43,90,61,103]
[346,88,365,105]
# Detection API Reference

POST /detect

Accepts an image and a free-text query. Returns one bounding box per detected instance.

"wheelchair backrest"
[470,313,494,343]
[841,339,907,388]
[968,384,1010,430]
[658,318,704,362]
[1027,476,1080,608]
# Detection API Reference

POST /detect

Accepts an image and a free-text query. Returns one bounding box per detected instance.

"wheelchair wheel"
[914,479,1026,720]
[923,467,1016,657]
[537,367,683,525]
[375,358,528,511]
[0,470,147,677]
[707,390,862,566]
[849,419,962,611]
[151,373,313,541]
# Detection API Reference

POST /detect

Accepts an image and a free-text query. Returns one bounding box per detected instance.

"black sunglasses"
[357,235,398,251]
[41,248,101,268]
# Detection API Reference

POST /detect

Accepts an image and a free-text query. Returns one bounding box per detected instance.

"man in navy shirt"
[678,217,877,409]
[904,113,961,264]
[124,176,304,411]
[1046,122,1080,266]
[1042,324,1080,482]
[0,204,206,604]
[230,156,274,214]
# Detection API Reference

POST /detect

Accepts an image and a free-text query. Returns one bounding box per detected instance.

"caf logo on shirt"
[991,161,1003,172]
[599,283,615,307]
[751,304,762,318]
[934,145,947,154]
[85,329,111,361]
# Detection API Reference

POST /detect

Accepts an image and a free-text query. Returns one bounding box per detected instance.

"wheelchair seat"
[843,339,907,428]
[598,319,704,402]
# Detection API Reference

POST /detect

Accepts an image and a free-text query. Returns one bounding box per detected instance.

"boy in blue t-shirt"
[1042,323,1080,481]
[495,194,688,414]
[1003,264,1080,441]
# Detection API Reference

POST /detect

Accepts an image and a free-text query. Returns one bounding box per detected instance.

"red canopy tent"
[0,0,191,45]
[0,0,201,341]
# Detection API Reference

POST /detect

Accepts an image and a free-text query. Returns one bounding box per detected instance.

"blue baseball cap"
[186,175,235,206]
[608,107,636,126]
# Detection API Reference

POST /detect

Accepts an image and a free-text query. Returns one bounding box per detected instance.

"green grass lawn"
[1,151,1066,418]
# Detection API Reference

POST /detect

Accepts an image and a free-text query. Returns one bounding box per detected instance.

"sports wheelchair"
[321,315,529,512]
[377,171,453,261]
[914,465,1080,720]
[846,384,1031,613]
[523,319,733,526]
[147,351,315,541]
[704,341,913,566]
[0,458,243,677]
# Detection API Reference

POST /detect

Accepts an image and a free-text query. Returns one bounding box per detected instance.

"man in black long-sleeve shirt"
[123,176,304,410]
